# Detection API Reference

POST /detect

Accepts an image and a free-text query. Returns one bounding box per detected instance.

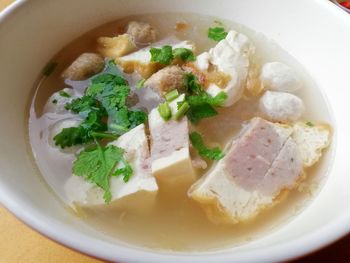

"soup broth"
[28,13,332,251]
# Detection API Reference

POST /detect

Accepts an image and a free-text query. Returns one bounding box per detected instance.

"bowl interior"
[1,0,350,262]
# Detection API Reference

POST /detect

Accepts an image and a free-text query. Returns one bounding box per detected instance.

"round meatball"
[260,62,301,93]
[126,21,157,45]
[62,53,104,81]
[259,91,304,122]
[144,65,185,95]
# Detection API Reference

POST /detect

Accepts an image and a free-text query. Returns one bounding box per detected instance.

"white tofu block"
[116,39,195,78]
[292,122,331,167]
[189,118,303,224]
[149,95,196,185]
[64,124,158,207]
[195,30,255,107]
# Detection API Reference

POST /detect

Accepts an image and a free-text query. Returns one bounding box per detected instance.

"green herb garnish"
[186,91,227,107]
[165,89,179,102]
[180,73,227,123]
[173,48,196,62]
[158,102,172,121]
[52,61,144,203]
[190,132,225,160]
[55,61,147,148]
[174,101,190,120]
[52,99,58,104]
[59,90,71,98]
[306,121,314,127]
[73,143,132,203]
[150,45,174,65]
[150,46,196,65]
[208,27,228,41]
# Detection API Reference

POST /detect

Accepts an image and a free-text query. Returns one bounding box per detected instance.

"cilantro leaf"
[73,144,126,202]
[150,45,174,65]
[108,107,131,135]
[187,104,218,123]
[208,27,228,41]
[184,73,204,95]
[97,85,130,112]
[85,83,105,97]
[190,132,225,160]
[108,108,147,135]
[128,110,148,128]
[180,73,226,123]
[186,91,227,107]
[59,60,147,150]
[64,96,97,114]
[53,126,88,148]
[113,157,133,183]
[91,73,127,86]
[173,48,196,62]
[53,110,107,148]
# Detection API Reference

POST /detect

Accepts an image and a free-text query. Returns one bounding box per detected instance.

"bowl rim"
[1,0,350,262]
[331,0,350,13]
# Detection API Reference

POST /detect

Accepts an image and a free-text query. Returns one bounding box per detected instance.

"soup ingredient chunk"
[189,117,303,224]
[44,88,77,113]
[260,62,301,93]
[194,30,255,107]
[292,122,331,167]
[65,124,157,206]
[116,40,195,78]
[126,21,157,44]
[62,53,104,80]
[97,34,137,59]
[144,65,186,96]
[259,90,304,122]
[149,94,196,185]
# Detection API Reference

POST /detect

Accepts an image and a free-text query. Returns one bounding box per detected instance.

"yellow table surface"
[1,1,350,262]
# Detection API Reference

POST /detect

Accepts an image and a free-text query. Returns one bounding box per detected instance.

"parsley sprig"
[150,46,196,65]
[52,61,147,202]
[208,27,228,41]
[73,142,133,203]
[54,61,147,148]
[177,73,227,123]
[190,132,225,160]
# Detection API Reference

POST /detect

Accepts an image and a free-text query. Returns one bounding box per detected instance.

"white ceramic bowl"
[1,0,350,262]
[331,0,350,13]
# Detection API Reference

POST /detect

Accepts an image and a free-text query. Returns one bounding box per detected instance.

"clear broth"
[28,13,333,252]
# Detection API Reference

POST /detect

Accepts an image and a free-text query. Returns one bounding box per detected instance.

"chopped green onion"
[174,101,190,120]
[52,99,58,104]
[136,78,146,89]
[165,89,179,102]
[306,121,314,127]
[158,102,172,121]
[59,90,71,98]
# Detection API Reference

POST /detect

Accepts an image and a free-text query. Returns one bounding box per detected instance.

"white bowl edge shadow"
[1,0,350,262]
